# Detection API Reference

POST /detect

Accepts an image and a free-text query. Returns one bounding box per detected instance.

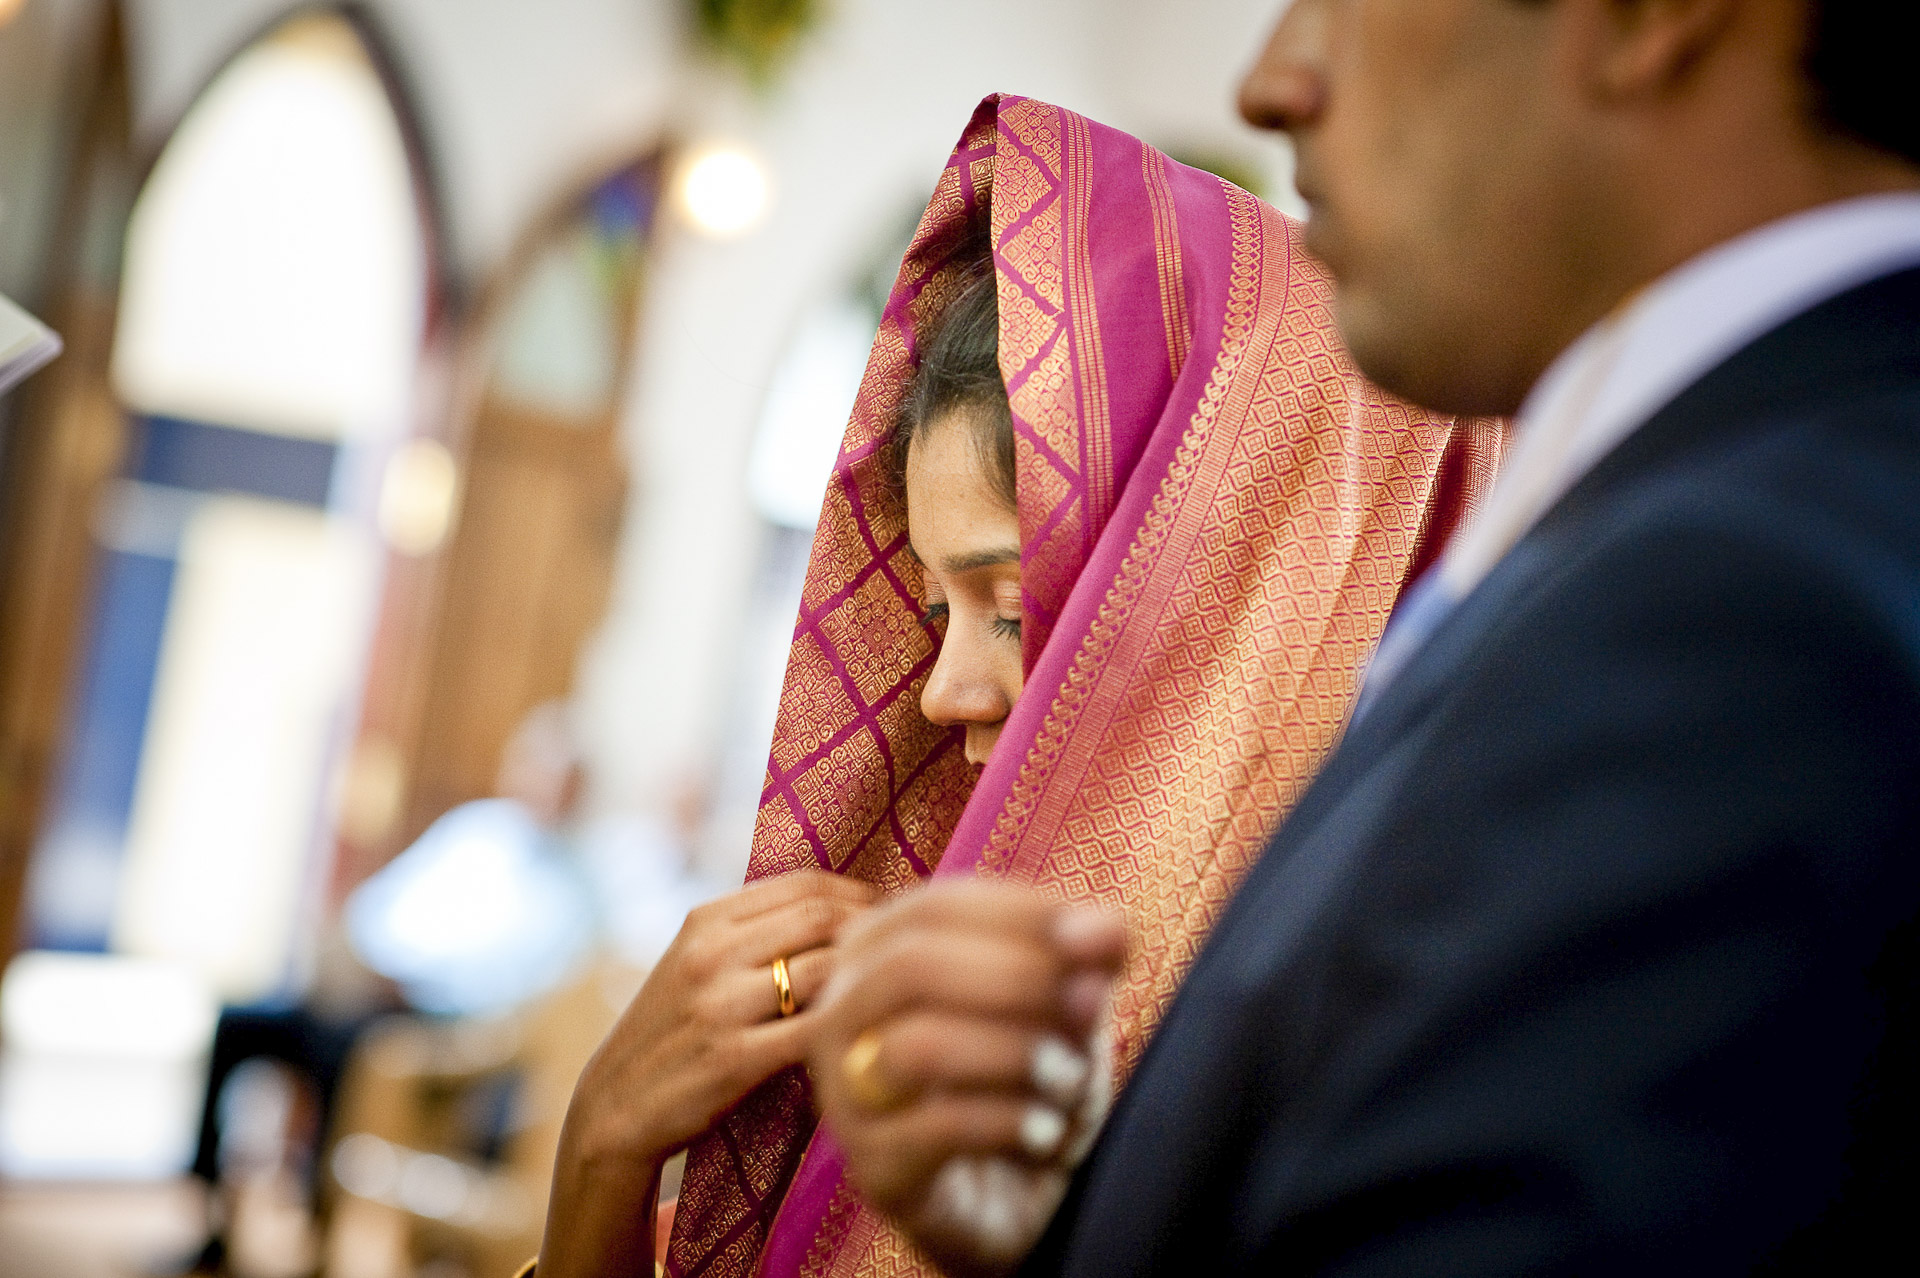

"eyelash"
[918,603,1022,641]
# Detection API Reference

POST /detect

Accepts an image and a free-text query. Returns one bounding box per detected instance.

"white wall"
[122,0,680,277]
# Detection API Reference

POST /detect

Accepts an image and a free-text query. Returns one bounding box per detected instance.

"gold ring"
[841,1028,898,1111]
[771,955,795,1018]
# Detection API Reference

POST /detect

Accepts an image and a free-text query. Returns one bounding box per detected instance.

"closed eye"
[992,615,1021,640]
[920,602,950,627]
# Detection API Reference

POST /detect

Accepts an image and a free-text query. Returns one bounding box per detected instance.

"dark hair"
[1805,1,1920,165]
[891,265,1016,507]
[1505,0,1917,166]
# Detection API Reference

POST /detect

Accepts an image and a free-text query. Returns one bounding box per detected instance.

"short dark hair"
[891,262,1016,507]
[1805,1,1920,165]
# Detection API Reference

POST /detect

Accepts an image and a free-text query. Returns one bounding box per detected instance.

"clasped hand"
[540,870,877,1278]
[807,880,1128,1278]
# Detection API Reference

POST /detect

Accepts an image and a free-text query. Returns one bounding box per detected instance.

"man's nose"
[920,635,1007,728]
[1238,0,1329,134]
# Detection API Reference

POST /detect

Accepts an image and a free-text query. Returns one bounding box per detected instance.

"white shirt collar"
[1440,191,1920,597]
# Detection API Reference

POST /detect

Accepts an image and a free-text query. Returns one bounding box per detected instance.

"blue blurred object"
[346,798,595,1016]
[575,812,725,968]
[129,415,337,506]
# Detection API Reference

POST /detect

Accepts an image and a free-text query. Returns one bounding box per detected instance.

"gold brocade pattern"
[665,111,1002,1278]
[668,95,1504,1278]
[981,201,1464,1072]
[828,157,1501,1278]
[796,1180,863,1278]
[1142,148,1192,383]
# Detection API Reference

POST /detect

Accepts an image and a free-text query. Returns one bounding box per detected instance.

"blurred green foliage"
[1164,149,1269,201]
[693,0,820,83]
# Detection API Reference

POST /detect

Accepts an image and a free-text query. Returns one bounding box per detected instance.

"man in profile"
[805,0,1920,1272]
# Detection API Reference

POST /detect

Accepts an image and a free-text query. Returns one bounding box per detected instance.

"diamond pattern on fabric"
[667,94,1505,1278]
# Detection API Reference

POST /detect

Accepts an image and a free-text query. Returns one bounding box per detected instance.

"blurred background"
[0,0,1294,1273]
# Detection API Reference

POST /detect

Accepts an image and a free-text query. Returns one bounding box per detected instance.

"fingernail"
[1018,1104,1067,1159]
[1030,1036,1089,1107]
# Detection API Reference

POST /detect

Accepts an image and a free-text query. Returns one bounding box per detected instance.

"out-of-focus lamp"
[0,0,28,30]
[676,146,772,238]
[378,437,459,555]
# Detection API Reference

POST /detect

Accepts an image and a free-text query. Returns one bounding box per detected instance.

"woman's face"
[905,411,1024,766]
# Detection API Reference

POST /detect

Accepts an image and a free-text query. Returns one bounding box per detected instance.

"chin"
[1334,287,1498,418]
[1304,224,1430,404]
[1331,289,1418,397]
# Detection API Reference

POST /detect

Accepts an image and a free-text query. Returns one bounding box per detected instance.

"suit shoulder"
[1557,381,1920,645]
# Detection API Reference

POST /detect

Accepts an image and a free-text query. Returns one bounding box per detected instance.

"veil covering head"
[667,95,1502,1278]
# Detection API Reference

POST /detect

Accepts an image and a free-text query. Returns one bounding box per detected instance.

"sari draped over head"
[667,95,1503,1278]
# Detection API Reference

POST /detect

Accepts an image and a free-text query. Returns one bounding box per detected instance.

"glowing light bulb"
[378,438,458,555]
[677,146,771,238]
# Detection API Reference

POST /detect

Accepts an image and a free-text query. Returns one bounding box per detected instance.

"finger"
[822,927,1080,1036]
[729,891,874,969]
[1062,969,1115,1030]
[1050,906,1128,967]
[838,880,1066,957]
[724,1010,826,1090]
[645,1015,817,1135]
[834,884,1126,1013]
[870,1013,1090,1108]
[723,870,879,925]
[833,1094,1072,1208]
[784,945,836,1012]
[704,944,839,1024]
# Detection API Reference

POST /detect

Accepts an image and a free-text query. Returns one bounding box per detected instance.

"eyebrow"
[907,544,1021,573]
[944,547,1020,573]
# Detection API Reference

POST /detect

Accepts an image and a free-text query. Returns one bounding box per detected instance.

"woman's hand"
[539,870,878,1278]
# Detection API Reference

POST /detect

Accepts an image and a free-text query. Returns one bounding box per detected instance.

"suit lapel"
[1253,264,1920,883]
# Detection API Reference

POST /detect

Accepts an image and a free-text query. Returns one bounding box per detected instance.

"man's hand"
[808,880,1127,1277]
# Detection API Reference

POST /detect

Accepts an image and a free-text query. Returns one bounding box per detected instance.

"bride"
[534,93,1499,1278]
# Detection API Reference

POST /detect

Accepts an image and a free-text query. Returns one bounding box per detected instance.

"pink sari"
[666,95,1501,1278]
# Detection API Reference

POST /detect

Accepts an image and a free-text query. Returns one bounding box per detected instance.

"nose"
[920,628,1011,731]
[1237,0,1329,134]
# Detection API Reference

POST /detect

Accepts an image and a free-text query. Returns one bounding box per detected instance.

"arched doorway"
[338,150,662,889]
[6,0,437,1024]
[316,150,662,1278]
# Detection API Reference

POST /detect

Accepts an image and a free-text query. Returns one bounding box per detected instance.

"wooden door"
[336,157,662,890]
[0,6,131,953]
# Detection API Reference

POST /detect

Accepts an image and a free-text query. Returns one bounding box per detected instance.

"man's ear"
[1586,0,1742,100]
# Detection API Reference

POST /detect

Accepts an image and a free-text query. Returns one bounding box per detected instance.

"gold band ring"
[841,1028,899,1111]
[771,955,796,1018]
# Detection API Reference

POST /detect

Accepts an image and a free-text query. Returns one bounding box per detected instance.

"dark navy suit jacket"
[1021,266,1920,1275]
